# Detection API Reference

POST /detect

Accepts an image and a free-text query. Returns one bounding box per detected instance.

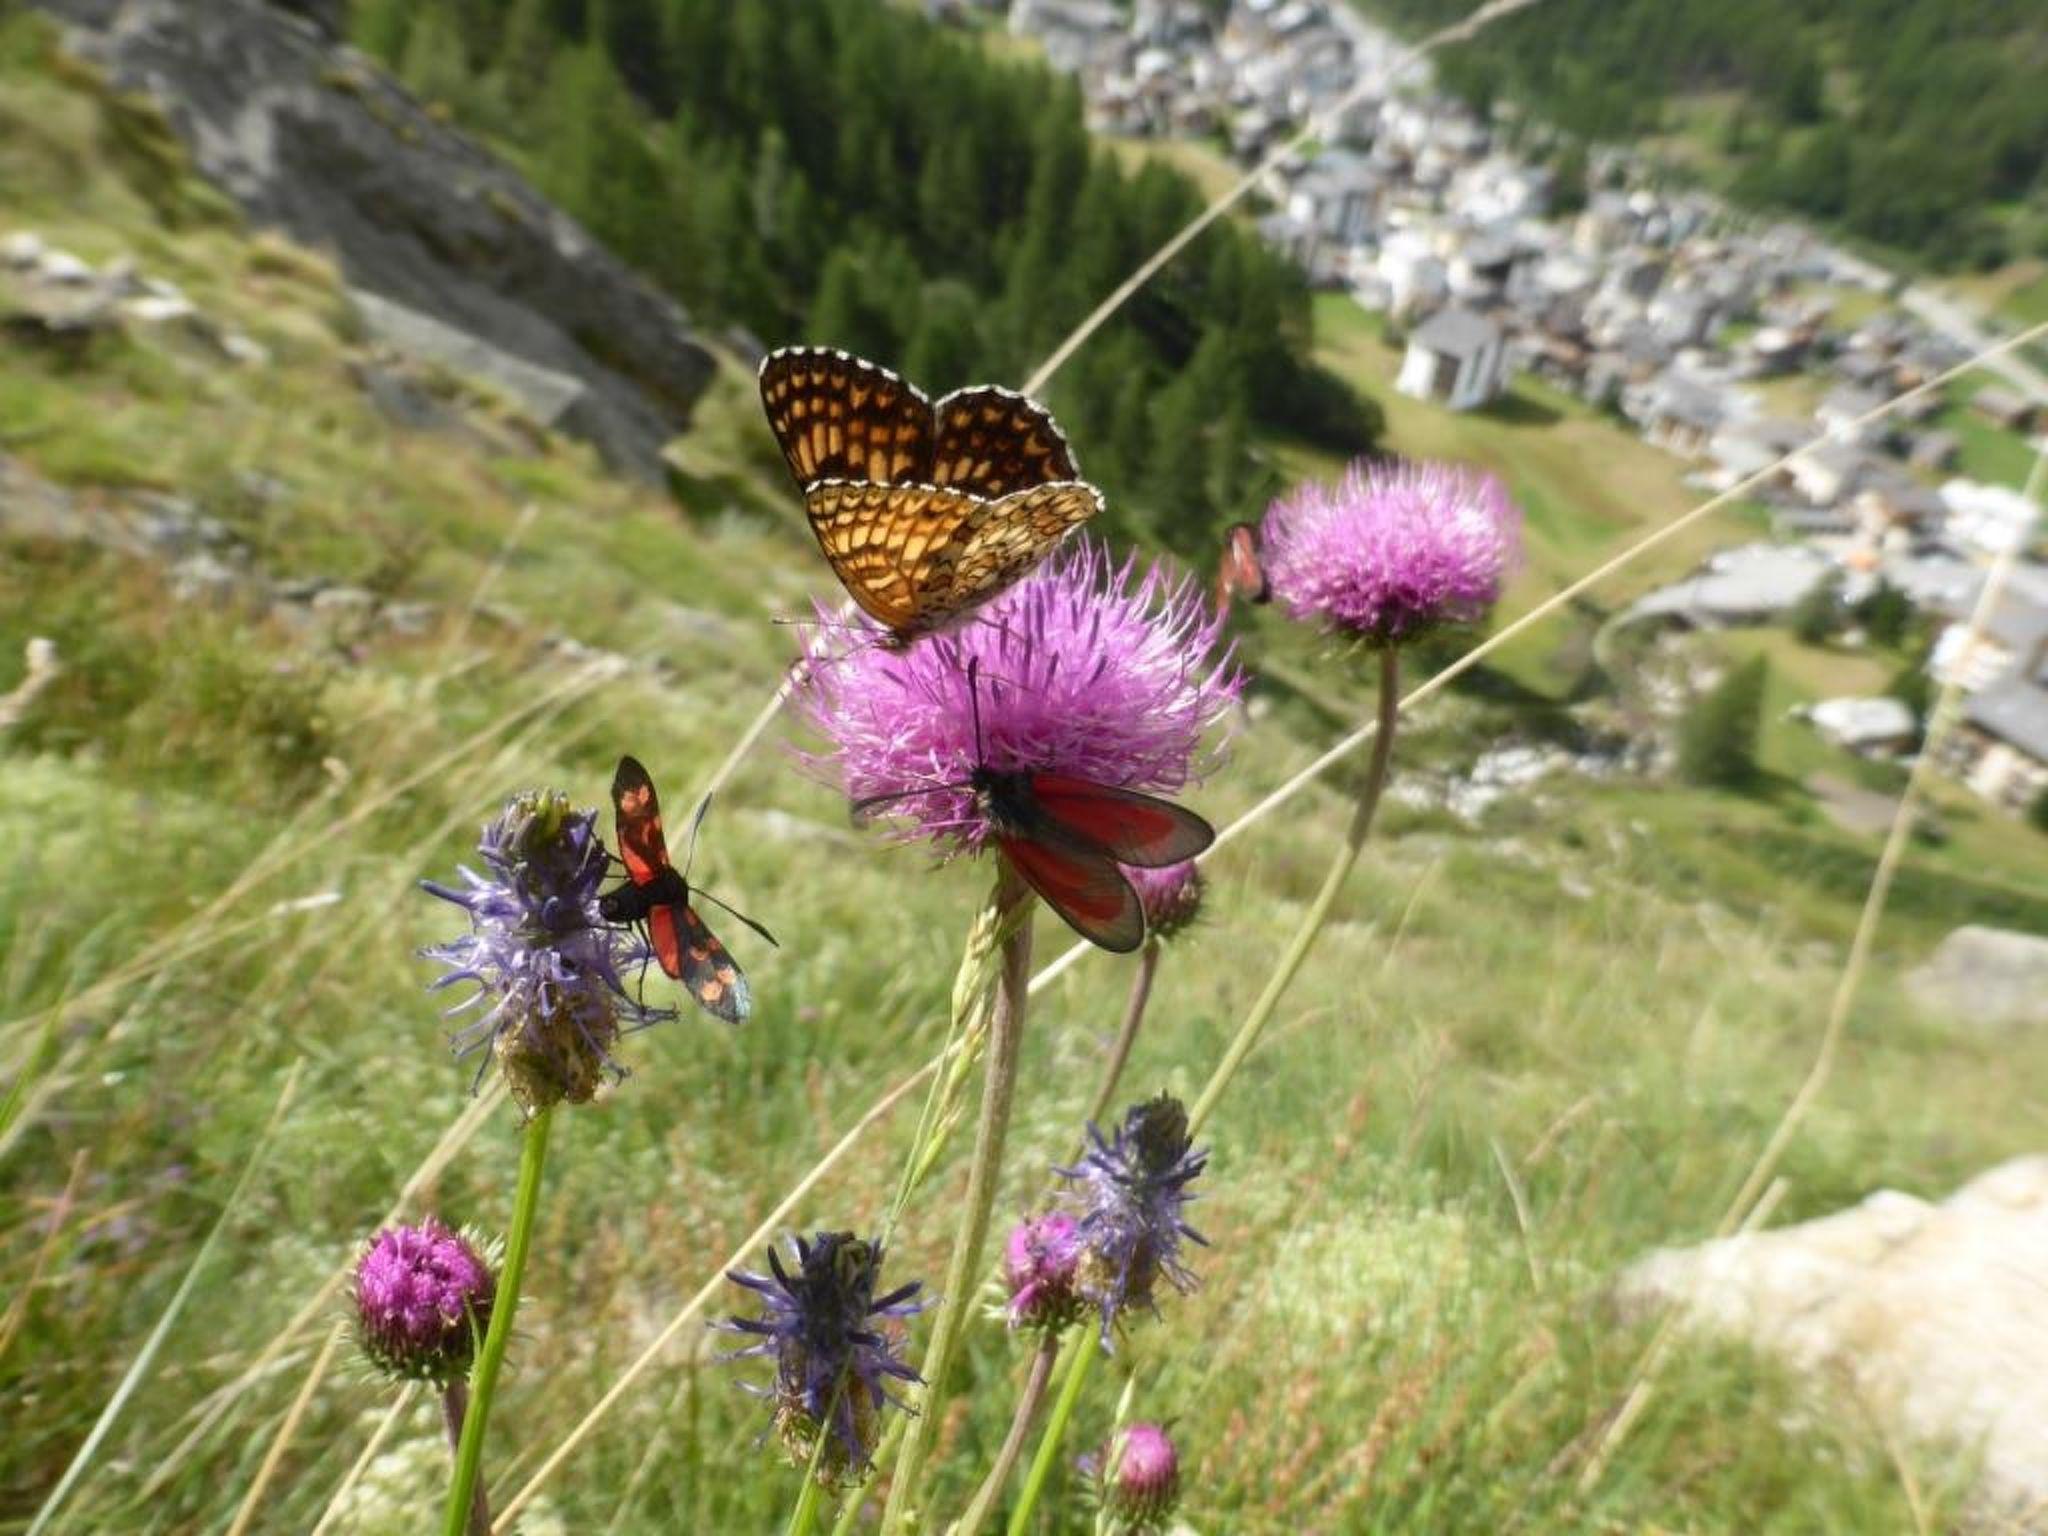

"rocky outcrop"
[1907,926,2048,1030]
[1621,1157,2048,1527]
[31,0,714,481]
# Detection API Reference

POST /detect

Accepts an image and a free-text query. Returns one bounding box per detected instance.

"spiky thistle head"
[794,538,1242,852]
[1259,459,1520,645]
[352,1218,495,1387]
[1100,1421,1182,1530]
[421,789,670,1113]
[1003,1209,1085,1333]
[718,1231,928,1488]
[1056,1094,1209,1346]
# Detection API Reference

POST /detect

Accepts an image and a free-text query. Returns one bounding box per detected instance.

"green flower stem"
[881,862,1035,1536]
[440,1382,491,1536]
[1005,1329,1099,1536]
[1189,647,1400,1137]
[442,1104,553,1536]
[955,1332,1063,1536]
[1084,939,1160,1136]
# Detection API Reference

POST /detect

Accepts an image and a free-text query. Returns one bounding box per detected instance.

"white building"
[1397,306,1506,411]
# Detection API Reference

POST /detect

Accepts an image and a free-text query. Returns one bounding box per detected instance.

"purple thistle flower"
[352,1218,495,1386]
[422,789,671,1112]
[793,538,1242,852]
[1056,1094,1208,1346]
[1259,459,1520,645]
[718,1231,928,1487]
[1003,1210,1085,1332]
[1101,1421,1182,1529]
[1122,860,1204,941]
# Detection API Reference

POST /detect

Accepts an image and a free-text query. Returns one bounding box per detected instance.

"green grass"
[6,21,2048,1535]
[1930,375,2040,489]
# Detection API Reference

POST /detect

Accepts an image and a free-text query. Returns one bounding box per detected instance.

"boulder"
[1908,925,2048,1029]
[32,0,715,481]
[1621,1157,2048,1525]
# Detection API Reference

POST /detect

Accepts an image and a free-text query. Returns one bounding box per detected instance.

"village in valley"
[962,0,2048,820]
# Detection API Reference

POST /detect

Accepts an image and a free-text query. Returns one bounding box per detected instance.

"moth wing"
[611,755,671,887]
[930,386,1080,499]
[760,347,934,489]
[1024,773,1215,868]
[997,831,1146,954]
[646,902,685,980]
[676,904,751,1024]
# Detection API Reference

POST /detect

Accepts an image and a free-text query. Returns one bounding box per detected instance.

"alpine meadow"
[4,1,2048,1534]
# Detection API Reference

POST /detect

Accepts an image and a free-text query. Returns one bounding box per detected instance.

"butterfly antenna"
[682,793,713,882]
[968,655,987,766]
[695,886,780,948]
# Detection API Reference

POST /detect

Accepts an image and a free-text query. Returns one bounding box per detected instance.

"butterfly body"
[600,756,773,1025]
[968,766,1214,955]
[761,347,1104,644]
[1216,521,1270,613]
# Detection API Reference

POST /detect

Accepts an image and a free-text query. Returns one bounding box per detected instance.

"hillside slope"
[4,11,2048,1533]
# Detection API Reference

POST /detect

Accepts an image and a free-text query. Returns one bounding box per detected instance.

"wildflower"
[1123,860,1204,941]
[1003,1210,1084,1332]
[719,1231,927,1487]
[794,538,1242,851]
[1056,1094,1208,1344]
[1100,1421,1181,1530]
[352,1218,495,1386]
[1259,459,1519,645]
[422,789,669,1112]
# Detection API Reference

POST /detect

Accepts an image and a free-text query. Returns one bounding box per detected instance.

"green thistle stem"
[1189,647,1400,1136]
[880,862,1035,1536]
[1084,939,1160,1135]
[1005,1329,1099,1536]
[955,1331,1063,1536]
[441,1104,553,1536]
[439,1382,490,1536]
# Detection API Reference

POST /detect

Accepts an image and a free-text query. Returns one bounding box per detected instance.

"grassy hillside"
[5,16,2048,1534]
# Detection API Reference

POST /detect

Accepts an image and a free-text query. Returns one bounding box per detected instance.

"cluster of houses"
[993,0,2048,819]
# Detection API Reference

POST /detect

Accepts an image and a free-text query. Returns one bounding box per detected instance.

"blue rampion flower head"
[718,1231,928,1487]
[1056,1093,1209,1347]
[421,788,670,1112]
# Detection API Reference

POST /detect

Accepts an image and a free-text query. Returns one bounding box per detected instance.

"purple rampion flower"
[1101,1421,1182,1529]
[1003,1210,1085,1332]
[1055,1094,1208,1346]
[353,1218,495,1386]
[794,538,1242,852]
[1259,459,1520,645]
[718,1231,928,1487]
[422,789,670,1112]
[1123,860,1204,941]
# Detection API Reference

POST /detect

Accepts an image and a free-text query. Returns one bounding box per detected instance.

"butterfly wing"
[759,347,935,489]
[997,831,1146,954]
[673,903,752,1024]
[924,481,1104,625]
[931,386,1081,499]
[646,902,685,979]
[1024,773,1215,868]
[611,755,672,886]
[1217,521,1269,609]
[803,479,986,636]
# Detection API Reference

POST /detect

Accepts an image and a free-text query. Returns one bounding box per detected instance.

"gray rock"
[1907,926,2048,1029]
[351,289,584,431]
[32,0,714,480]
[1622,1158,2048,1526]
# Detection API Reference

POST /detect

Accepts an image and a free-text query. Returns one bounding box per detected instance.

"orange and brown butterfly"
[1215,521,1270,616]
[596,756,775,1025]
[759,346,1105,645]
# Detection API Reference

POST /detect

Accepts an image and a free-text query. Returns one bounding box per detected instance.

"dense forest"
[352,0,1381,550]
[1366,0,2048,269]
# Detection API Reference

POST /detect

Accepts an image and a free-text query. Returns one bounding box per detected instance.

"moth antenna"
[695,886,780,948]
[682,794,713,882]
[968,655,987,767]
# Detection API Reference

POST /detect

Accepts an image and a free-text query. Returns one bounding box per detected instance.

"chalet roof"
[1965,675,2048,763]
[1409,305,1498,358]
